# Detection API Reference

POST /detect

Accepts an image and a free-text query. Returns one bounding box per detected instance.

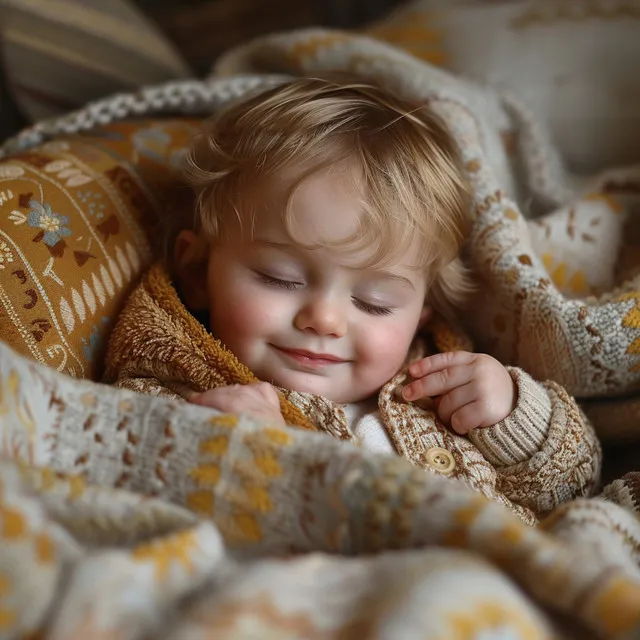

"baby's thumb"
[255,382,281,407]
[189,388,221,407]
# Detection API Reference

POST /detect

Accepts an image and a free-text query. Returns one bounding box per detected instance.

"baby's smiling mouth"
[271,345,348,368]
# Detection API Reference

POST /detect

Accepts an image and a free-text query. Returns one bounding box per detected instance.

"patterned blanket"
[1,26,640,639]
[2,339,640,639]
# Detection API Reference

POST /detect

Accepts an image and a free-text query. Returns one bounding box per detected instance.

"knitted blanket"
[1,26,640,639]
[2,337,640,639]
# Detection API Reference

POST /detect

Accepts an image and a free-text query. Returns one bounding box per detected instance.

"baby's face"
[204,167,428,404]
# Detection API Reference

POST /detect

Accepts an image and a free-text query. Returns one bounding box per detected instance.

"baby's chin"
[265,369,378,404]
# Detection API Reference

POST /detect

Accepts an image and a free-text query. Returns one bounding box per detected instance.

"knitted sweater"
[105,263,602,525]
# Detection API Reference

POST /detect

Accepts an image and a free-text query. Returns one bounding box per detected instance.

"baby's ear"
[174,230,210,310]
[418,305,433,329]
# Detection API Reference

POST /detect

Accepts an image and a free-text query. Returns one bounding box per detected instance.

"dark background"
[135,0,402,75]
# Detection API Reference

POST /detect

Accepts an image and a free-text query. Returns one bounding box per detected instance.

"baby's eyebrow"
[368,270,416,291]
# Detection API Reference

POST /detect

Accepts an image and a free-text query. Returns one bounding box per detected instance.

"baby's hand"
[190,382,285,426]
[402,351,516,434]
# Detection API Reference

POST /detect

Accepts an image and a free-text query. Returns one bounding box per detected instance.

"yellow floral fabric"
[0,120,199,379]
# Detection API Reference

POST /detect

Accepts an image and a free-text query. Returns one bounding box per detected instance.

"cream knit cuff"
[468,367,553,467]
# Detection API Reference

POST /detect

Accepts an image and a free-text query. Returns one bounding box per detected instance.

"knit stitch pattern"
[2,339,640,639]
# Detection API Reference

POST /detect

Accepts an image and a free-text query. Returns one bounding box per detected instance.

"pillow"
[0,0,191,122]
[0,119,199,380]
[366,0,640,172]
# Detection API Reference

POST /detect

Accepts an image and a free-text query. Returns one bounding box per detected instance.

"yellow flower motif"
[244,485,272,512]
[263,427,293,446]
[186,489,214,516]
[541,253,589,295]
[1,504,26,539]
[190,463,221,486]
[0,574,16,630]
[34,532,55,564]
[131,529,198,582]
[208,414,238,430]
[590,575,640,637]
[67,474,86,500]
[233,512,262,542]
[199,435,229,456]
[443,600,545,640]
[252,452,282,477]
[617,292,640,371]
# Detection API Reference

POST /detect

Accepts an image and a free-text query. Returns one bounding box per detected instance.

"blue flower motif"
[81,317,110,362]
[27,200,72,246]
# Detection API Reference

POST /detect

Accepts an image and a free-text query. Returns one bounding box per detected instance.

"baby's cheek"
[360,324,415,376]
[212,288,280,344]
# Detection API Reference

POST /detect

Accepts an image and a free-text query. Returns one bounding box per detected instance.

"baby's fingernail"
[402,386,413,400]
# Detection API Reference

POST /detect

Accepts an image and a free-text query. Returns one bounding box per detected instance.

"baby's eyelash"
[352,298,393,316]
[256,272,392,315]
[257,272,301,290]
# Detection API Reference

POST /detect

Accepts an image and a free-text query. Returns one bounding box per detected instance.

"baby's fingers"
[435,384,476,424]
[190,387,230,408]
[450,402,483,434]
[402,363,474,401]
[409,351,475,378]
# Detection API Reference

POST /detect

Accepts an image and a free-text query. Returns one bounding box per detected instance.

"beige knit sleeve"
[468,367,602,515]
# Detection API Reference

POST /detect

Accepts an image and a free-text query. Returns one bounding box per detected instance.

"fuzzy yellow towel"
[105,262,317,431]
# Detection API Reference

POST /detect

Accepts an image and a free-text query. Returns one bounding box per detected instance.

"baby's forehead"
[245,161,429,272]
[261,170,362,244]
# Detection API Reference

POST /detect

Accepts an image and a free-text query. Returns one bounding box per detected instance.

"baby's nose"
[294,298,347,337]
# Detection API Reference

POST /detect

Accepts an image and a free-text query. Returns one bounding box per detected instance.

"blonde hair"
[183,76,473,317]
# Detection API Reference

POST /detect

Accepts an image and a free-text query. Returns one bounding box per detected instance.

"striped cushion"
[0,0,191,122]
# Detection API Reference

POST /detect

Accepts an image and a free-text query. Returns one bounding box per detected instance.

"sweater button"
[425,447,456,475]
